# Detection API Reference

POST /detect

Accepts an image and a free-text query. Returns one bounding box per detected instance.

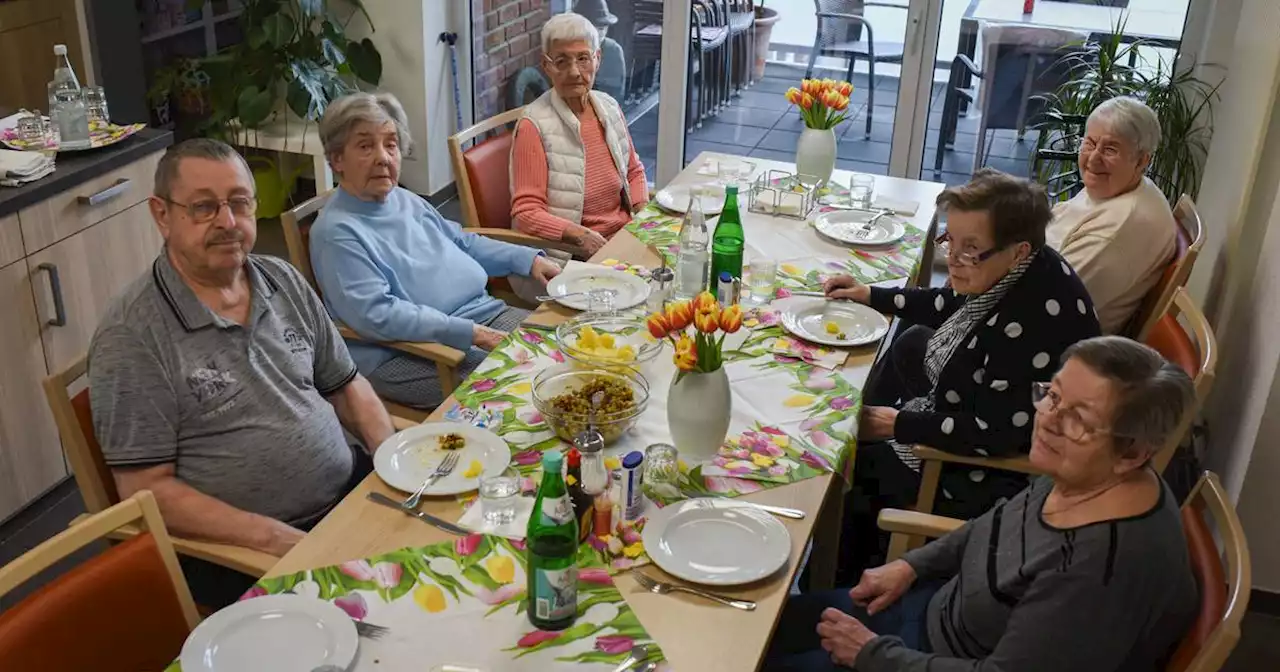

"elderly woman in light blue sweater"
[311,92,560,409]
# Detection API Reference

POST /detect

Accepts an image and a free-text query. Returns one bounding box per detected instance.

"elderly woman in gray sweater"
[766,336,1198,671]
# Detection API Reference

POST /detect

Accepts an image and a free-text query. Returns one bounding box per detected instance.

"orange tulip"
[666,300,694,331]
[692,290,718,314]
[833,95,850,111]
[784,87,802,105]
[819,90,839,109]
[692,292,720,333]
[800,79,814,95]
[646,312,670,339]
[719,304,743,334]
[822,78,837,93]
[800,92,814,110]
[838,81,853,97]
[674,334,698,371]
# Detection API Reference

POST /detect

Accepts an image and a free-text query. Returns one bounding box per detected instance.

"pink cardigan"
[510,116,648,240]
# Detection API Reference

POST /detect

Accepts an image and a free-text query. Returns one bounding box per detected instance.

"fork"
[855,209,894,239]
[535,288,618,302]
[353,620,389,640]
[632,571,756,611]
[402,452,459,509]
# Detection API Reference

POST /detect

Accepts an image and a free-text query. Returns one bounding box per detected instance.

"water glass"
[479,467,521,526]
[849,174,875,210]
[83,86,109,125]
[644,443,679,486]
[745,258,778,306]
[586,288,617,314]
[717,160,748,188]
[16,114,46,144]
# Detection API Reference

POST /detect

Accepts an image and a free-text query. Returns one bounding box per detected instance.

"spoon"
[610,644,651,672]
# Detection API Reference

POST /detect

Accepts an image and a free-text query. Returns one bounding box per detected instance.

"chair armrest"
[912,445,1044,476]
[335,325,467,367]
[952,53,982,78]
[77,516,277,577]
[466,227,584,256]
[865,1,910,9]
[391,415,419,432]
[877,508,965,538]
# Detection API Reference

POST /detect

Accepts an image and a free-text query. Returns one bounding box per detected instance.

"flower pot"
[667,367,732,462]
[752,7,781,81]
[795,127,837,185]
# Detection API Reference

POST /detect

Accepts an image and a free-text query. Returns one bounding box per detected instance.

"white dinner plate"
[780,298,890,347]
[374,421,511,496]
[642,498,792,586]
[813,210,906,246]
[656,183,725,215]
[543,267,651,311]
[179,594,358,672]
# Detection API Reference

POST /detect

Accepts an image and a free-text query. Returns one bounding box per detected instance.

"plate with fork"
[373,421,510,496]
[642,498,791,586]
[813,209,905,246]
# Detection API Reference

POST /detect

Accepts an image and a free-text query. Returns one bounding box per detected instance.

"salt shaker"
[647,265,674,313]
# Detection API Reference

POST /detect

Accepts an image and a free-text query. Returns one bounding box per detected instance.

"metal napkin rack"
[747,169,822,220]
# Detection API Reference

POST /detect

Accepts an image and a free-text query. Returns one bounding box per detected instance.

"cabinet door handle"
[77,178,132,207]
[37,263,67,327]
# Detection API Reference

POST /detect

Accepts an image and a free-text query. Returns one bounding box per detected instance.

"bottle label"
[541,494,574,526]
[533,566,578,621]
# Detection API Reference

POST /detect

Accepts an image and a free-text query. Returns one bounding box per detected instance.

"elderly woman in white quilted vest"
[510,12,649,257]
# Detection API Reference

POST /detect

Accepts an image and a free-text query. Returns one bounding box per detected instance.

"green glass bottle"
[710,185,744,295]
[526,450,579,631]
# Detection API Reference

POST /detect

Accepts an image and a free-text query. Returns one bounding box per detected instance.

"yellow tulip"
[605,456,622,471]
[751,453,775,468]
[719,304,743,334]
[784,394,816,408]
[678,459,690,473]
[773,435,790,449]
[779,263,800,275]
[784,87,802,105]
[508,382,531,396]
[485,555,516,584]
[413,583,447,613]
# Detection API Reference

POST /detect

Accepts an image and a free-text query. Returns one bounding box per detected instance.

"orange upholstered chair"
[0,491,201,672]
[1128,194,1205,340]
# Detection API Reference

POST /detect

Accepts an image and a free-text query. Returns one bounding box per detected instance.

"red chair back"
[1165,500,1230,672]
[1143,313,1199,379]
[462,132,516,230]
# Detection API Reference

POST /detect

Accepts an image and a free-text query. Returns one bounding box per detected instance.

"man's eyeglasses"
[545,53,596,73]
[1031,381,1111,442]
[165,196,258,223]
[935,232,1005,267]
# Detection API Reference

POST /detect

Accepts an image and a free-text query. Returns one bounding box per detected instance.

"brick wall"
[472,0,559,122]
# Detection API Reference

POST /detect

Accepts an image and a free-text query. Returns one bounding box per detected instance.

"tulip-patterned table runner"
[164,534,667,671]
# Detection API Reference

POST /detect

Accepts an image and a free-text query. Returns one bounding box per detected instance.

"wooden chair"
[280,190,465,422]
[891,287,1216,557]
[879,471,1250,672]
[1128,194,1205,341]
[0,491,201,671]
[42,357,276,577]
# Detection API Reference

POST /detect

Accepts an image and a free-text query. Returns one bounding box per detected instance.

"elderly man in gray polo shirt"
[89,138,394,604]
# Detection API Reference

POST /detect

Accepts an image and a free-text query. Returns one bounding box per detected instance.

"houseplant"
[647,292,744,461]
[752,1,780,80]
[1031,19,1219,203]
[784,79,852,184]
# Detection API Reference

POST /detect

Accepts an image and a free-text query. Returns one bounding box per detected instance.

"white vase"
[794,127,837,185]
[667,367,732,462]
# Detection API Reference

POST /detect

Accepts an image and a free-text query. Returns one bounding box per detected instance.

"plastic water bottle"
[674,189,710,300]
[48,44,89,147]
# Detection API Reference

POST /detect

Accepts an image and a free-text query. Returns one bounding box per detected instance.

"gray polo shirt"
[88,252,358,526]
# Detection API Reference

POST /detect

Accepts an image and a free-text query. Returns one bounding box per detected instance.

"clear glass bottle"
[674,188,710,300]
[48,44,89,147]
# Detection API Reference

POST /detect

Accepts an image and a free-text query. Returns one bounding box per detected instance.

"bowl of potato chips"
[555,313,665,369]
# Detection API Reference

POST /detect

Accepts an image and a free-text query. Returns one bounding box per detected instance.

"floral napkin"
[596,258,652,279]
[771,335,850,370]
[700,426,829,483]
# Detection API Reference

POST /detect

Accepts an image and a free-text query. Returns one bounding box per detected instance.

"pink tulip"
[775,288,793,299]
[620,527,642,545]
[237,585,267,601]
[588,536,609,552]
[517,410,544,426]
[800,450,832,471]
[758,310,780,326]
[521,331,543,345]
[706,476,764,494]
[518,630,562,648]
[471,379,496,392]
[520,477,537,494]
[731,448,750,460]
[549,350,566,363]
[595,635,635,655]
[513,450,542,466]
[510,538,527,551]
[579,567,614,586]
[829,396,855,411]
[456,534,485,556]
[477,584,525,606]
[760,426,785,436]
[334,592,368,620]
[761,443,785,458]
[712,455,730,467]
[481,399,512,412]
[805,372,837,391]
[774,354,800,364]
[611,557,637,571]
[372,562,403,589]
[809,430,836,450]
[800,416,824,431]
[768,464,788,477]
[513,349,535,372]
[339,560,376,582]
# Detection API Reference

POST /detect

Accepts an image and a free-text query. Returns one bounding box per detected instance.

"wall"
[472,0,551,122]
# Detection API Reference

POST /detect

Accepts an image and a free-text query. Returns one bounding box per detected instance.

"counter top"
[0,128,173,218]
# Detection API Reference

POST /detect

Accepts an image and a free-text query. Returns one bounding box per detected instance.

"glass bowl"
[555,313,665,370]
[530,364,650,445]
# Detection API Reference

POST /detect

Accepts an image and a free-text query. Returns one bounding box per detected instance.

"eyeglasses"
[165,196,257,223]
[545,53,596,73]
[1031,381,1111,442]
[935,232,1005,267]
[1077,138,1124,160]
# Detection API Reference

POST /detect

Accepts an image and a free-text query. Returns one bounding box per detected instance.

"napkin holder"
[748,169,820,220]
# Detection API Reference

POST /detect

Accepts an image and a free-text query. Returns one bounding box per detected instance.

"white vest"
[511,89,633,226]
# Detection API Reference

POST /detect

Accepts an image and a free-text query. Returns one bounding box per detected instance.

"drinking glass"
[586,288,617,314]
[83,86,109,125]
[849,174,875,210]
[479,467,521,526]
[644,443,679,487]
[745,258,778,306]
[717,159,747,188]
[16,114,46,145]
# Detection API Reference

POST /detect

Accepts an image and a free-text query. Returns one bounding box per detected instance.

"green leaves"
[236,86,275,127]
[287,59,331,121]
[346,37,383,84]
[260,12,297,49]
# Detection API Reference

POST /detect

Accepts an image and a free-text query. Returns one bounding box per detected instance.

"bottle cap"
[54,44,68,56]
[719,271,732,282]
[542,449,563,469]
[622,451,644,469]
[566,448,582,467]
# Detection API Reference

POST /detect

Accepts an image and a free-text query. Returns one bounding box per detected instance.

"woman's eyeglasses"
[1031,381,1111,442]
[935,233,1005,267]
[164,195,257,223]
[545,53,596,73]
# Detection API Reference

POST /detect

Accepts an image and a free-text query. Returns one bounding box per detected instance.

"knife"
[367,492,469,535]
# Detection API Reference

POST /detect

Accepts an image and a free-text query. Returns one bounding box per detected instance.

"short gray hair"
[153,138,252,199]
[1063,336,1195,460]
[541,13,600,54]
[319,92,414,166]
[1087,96,1162,155]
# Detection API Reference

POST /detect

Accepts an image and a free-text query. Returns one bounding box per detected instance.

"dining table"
[216,153,946,672]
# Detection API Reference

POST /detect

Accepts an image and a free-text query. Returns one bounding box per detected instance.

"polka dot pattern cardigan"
[869,247,1102,458]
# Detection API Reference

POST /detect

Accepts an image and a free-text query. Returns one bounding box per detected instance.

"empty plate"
[374,421,511,496]
[813,210,906,246]
[543,267,651,311]
[643,498,791,586]
[656,183,726,215]
[180,594,358,672]
[780,298,890,347]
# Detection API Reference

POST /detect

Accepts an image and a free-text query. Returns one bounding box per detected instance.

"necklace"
[1042,473,1138,517]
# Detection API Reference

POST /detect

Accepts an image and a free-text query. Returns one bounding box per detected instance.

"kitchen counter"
[0,128,173,218]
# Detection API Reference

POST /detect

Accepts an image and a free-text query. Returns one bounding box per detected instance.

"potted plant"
[784,78,853,184]
[752,0,780,81]
[1032,19,1220,203]
[647,292,744,461]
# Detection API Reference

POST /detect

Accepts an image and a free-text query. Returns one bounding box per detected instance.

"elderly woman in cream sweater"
[1046,96,1177,334]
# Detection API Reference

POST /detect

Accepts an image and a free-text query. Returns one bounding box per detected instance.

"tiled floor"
[629,63,1035,188]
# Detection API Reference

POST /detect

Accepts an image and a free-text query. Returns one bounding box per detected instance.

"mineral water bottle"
[674,189,710,299]
[526,450,579,631]
[710,186,745,297]
[48,44,89,147]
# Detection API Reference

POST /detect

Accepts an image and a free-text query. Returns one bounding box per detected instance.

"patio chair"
[878,470,1248,672]
[805,0,907,140]
[934,24,1086,176]
[726,0,757,93]
[1125,195,1205,341]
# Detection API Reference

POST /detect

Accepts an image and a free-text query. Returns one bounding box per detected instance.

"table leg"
[957,16,979,117]
[808,477,846,590]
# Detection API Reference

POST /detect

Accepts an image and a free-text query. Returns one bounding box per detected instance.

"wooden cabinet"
[0,0,92,112]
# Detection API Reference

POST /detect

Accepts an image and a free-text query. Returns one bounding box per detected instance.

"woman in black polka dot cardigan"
[824,170,1101,578]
